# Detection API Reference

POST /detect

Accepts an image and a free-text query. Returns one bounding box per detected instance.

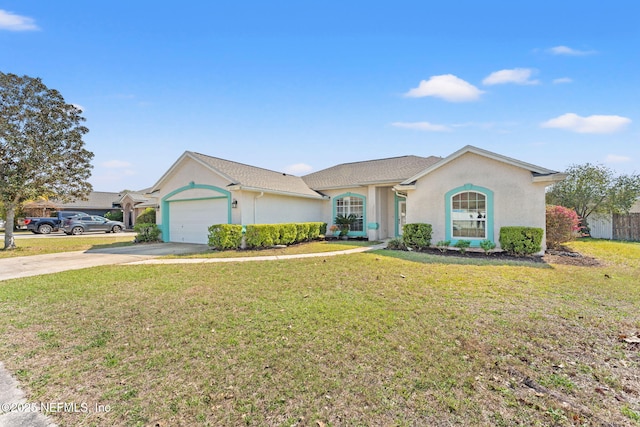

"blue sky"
[2,1,639,191]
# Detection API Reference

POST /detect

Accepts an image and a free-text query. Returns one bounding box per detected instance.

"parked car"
[62,215,125,235]
[24,211,88,234]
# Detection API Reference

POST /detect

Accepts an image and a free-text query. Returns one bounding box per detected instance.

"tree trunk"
[3,205,16,250]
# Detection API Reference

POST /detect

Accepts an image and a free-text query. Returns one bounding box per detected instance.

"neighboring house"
[588,198,640,241]
[117,190,158,229]
[55,191,122,216]
[151,146,565,253]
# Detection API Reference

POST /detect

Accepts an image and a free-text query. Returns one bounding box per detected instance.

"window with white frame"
[451,191,486,238]
[335,196,364,232]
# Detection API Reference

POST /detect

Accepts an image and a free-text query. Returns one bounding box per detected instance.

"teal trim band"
[160,183,232,242]
[367,222,379,230]
[332,192,367,237]
[444,184,494,247]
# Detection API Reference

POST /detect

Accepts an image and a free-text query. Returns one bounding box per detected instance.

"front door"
[397,199,406,236]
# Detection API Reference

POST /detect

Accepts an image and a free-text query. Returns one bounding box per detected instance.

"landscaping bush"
[435,240,451,253]
[136,207,156,224]
[479,239,496,255]
[319,222,327,236]
[134,223,162,243]
[454,239,471,254]
[295,223,310,242]
[278,223,297,245]
[386,238,406,250]
[208,224,243,250]
[402,223,432,250]
[306,222,322,240]
[546,205,580,249]
[245,224,280,248]
[105,211,123,222]
[499,226,543,256]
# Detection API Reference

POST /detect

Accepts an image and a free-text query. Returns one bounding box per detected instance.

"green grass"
[0,235,134,258]
[163,239,380,258]
[0,240,638,426]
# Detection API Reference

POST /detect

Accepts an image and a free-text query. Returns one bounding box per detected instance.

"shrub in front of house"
[105,211,124,222]
[245,224,280,248]
[134,223,162,243]
[546,205,580,249]
[243,222,325,249]
[279,223,297,245]
[499,226,543,256]
[295,223,310,242]
[402,223,432,250]
[208,224,243,250]
[319,222,328,236]
[386,238,406,250]
[136,207,156,224]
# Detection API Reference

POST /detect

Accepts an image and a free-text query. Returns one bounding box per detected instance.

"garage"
[168,198,229,244]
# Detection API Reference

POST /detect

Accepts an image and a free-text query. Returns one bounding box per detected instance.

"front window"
[335,196,364,232]
[451,191,486,238]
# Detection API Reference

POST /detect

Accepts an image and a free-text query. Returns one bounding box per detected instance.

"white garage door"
[169,198,229,244]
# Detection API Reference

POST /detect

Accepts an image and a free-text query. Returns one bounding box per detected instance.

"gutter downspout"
[254,192,264,224]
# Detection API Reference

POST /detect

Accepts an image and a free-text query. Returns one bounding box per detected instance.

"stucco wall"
[406,152,549,252]
[236,191,325,225]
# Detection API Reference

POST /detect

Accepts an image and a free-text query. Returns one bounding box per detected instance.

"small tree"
[136,207,156,224]
[1,72,94,249]
[546,205,581,249]
[546,163,640,234]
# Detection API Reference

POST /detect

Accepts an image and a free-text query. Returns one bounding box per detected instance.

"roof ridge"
[190,151,294,177]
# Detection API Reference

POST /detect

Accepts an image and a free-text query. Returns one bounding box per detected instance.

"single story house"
[150,145,565,253]
[117,190,158,229]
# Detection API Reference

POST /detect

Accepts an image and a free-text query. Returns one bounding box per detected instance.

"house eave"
[228,185,328,200]
[532,173,567,183]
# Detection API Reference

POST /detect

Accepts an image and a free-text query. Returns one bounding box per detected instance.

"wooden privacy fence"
[613,213,640,241]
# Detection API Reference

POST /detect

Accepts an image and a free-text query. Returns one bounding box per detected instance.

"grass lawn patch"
[164,240,381,259]
[0,235,134,258]
[0,240,638,426]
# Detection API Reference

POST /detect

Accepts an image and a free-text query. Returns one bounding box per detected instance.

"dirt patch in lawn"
[543,246,603,267]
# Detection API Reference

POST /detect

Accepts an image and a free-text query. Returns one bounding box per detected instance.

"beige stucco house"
[150,146,565,252]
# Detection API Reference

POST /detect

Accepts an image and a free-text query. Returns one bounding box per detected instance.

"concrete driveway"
[0,242,208,281]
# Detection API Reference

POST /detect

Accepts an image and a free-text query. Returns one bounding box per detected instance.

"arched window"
[452,191,486,238]
[445,185,494,245]
[334,194,365,233]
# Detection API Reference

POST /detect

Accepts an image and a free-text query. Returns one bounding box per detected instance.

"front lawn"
[0,235,134,258]
[0,240,638,426]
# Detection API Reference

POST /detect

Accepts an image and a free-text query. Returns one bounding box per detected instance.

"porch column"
[367,185,378,241]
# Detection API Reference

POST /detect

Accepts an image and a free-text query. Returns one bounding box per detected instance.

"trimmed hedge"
[402,223,432,250]
[208,224,243,250]
[499,226,543,256]
[208,222,326,250]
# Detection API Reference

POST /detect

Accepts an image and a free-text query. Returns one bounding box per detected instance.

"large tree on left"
[0,72,94,249]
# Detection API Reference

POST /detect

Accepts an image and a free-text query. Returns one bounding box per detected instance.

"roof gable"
[401,145,560,185]
[152,151,325,199]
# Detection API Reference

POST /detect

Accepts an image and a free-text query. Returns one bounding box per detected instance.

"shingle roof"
[302,155,442,190]
[189,152,324,199]
[57,191,121,209]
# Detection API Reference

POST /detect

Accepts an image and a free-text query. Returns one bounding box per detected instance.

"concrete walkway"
[0,241,387,426]
[0,363,56,427]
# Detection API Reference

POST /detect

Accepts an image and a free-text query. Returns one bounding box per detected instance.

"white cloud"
[0,9,39,31]
[604,154,632,163]
[392,121,451,132]
[283,163,313,175]
[553,77,573,84]
[103,160,134,169]
[482,68,539,86]
[548,45,596,56]
[404,74,483,102]
[541,113,631,134]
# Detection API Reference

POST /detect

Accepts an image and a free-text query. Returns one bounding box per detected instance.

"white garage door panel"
[169,199,228,244]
